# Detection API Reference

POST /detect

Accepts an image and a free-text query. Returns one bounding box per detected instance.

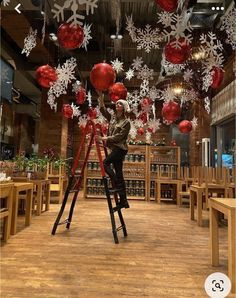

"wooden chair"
[0,183,13,243]
[179,167,190,206]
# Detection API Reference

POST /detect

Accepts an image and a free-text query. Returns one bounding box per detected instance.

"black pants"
[103,148,127,201]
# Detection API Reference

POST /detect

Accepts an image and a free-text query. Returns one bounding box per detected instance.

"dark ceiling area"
[0,0,235,113]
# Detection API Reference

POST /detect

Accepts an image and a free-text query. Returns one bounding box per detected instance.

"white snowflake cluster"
[127,90,141,113]
[204,96,210,114]
[78,114,88,128]
[52,0,98,26]
[131,56,144,70]
[148,85,159,101]
[137,65,154,81]
[145,131,152,143]
[202,72,213,92]
[126,16,163,53]
[183,69,193,82]
[220,8,236,50]
[179,89,197,106]
[147,119,161,133]
[21,27,37,57]
[140,79,149,97]
[160,55,185,77]
[125,69,134,80]
[129,121,138,140]
[159,13,193,48]
[111,58,124,73]
[86,91,92,107]
[71,103,81,118]
[47,57,77,110]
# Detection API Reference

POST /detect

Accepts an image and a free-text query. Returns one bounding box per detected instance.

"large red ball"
[36,65,57,88]
[108,82,127,102]
[57,23,84,49]
[211,67,224,89]
[90,63,116,91]
[62,104,73,119]
[75,87,86,105]
[164,38,191,64]
[178,120,192,133]
[155,0,178,12]
[162,101,180,122]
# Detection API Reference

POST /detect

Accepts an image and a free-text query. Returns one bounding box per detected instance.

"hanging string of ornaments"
[5,0,234,139]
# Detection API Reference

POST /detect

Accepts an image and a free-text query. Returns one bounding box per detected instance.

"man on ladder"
[97,91,131,209]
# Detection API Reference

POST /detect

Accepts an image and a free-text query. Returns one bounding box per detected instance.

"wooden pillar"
[38,90,68,159]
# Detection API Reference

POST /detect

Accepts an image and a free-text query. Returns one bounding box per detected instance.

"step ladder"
[51,120,128,244]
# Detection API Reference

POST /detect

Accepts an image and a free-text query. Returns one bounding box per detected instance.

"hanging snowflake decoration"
[157,12,174,27]
[78,114,88,128]
[191,116,198,130]
[160,54,185,78]
[145,131,152,143]
[21,27,37,57]
[125,69,134,80]
[2,0,10,6]
[126,15,163,53]
[111,58,124,73]
[131,56,144,70]
[86,90,92,107]
[204,96,210,114]
[72,80,82,93]
[202,72,213,92]
[133,119,144,128]
[137,65,154,81]
[127,90,141,114]
[160,13,193,48]
[179,89,197,106]
[183,69,193,82]
[52,0,98,26]
[140,79,149,97]
[71,103,81,118]
[147,119,161,133]
[148,85,159,101]
[81,23,92,51]
[47,58,77,110]
[158,86,177,103]
[129,121,138,140]
[220,8,236,50]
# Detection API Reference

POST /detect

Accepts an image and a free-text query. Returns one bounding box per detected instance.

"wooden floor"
[1,198,234,298]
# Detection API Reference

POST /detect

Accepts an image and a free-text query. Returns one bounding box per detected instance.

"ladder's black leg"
[51,177,73,235]
[66,191,79,229]
[103,177,119,244]
[117,209,128,237]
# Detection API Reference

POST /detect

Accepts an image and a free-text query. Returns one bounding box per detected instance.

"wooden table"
[11,182,33,235]
[209,198,236,294]
[0,183,13,242]
[190,183,228,226]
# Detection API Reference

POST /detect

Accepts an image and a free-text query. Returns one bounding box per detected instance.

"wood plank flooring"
[1,199,235,298]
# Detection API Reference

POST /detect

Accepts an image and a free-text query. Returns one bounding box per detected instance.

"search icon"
[215,282,221,289]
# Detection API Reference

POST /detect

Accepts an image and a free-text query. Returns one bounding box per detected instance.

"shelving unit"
[148,146,180,202]
[84,145,180,202]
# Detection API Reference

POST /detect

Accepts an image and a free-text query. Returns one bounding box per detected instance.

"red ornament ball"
[57,23,84,49]
[87,107,97,120]
[90,63,116,91]
[108,82,127,102]
[178,120,192,134]
[147,127,154,133]
[211,67,224,89]
[138,112,148,124]
[75,87,86,105]
[162,101,180,123]
[164,38,191,64]
[36,65,57,88]
[155,0,178,12]
[141,97,153,108]
[137,127,145,135]
[62,104,73,119]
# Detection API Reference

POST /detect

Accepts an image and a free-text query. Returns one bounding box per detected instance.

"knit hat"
[116,99,131,113]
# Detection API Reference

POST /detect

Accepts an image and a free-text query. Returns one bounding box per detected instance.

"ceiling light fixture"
[49,33,58,41]
[216,6,220,10]
[211,6,215,10]
[221,6,224,10]
[110,34,123,40]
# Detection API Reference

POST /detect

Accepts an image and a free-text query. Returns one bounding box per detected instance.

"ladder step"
[69,189,79,194]
[116,225,125,232]
[58,219,70,225]
[109,188,125,194]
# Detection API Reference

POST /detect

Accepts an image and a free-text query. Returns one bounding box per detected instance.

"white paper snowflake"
[129,122,137,140]
[21,27,37,57]
[220,8,236,50]
[127,90,141,112]
[133,119,144,128]
[47,58,77,110]
[2,0,10,6]
[202,73,213,92]
[161,13,193,48]
[125,69,134,80]
[111,58,124,73]
[191,116,198,130]
[71,103,81,118]
[183,69,193,82]
[131,56,143,70]
[157,12,174,27]
[137,65,154,81]
[145,131,152,143]
[81,23,92,51]
[147,119,161,133]
[204,97,210,114]
[140,79,149,97]
[126,16,162,53]
[52,0,98,26]
[148,85,159,101]
[72,80,82,93]
[160,54,185,77]
[159,86,177,103]
[78,114,88,128]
